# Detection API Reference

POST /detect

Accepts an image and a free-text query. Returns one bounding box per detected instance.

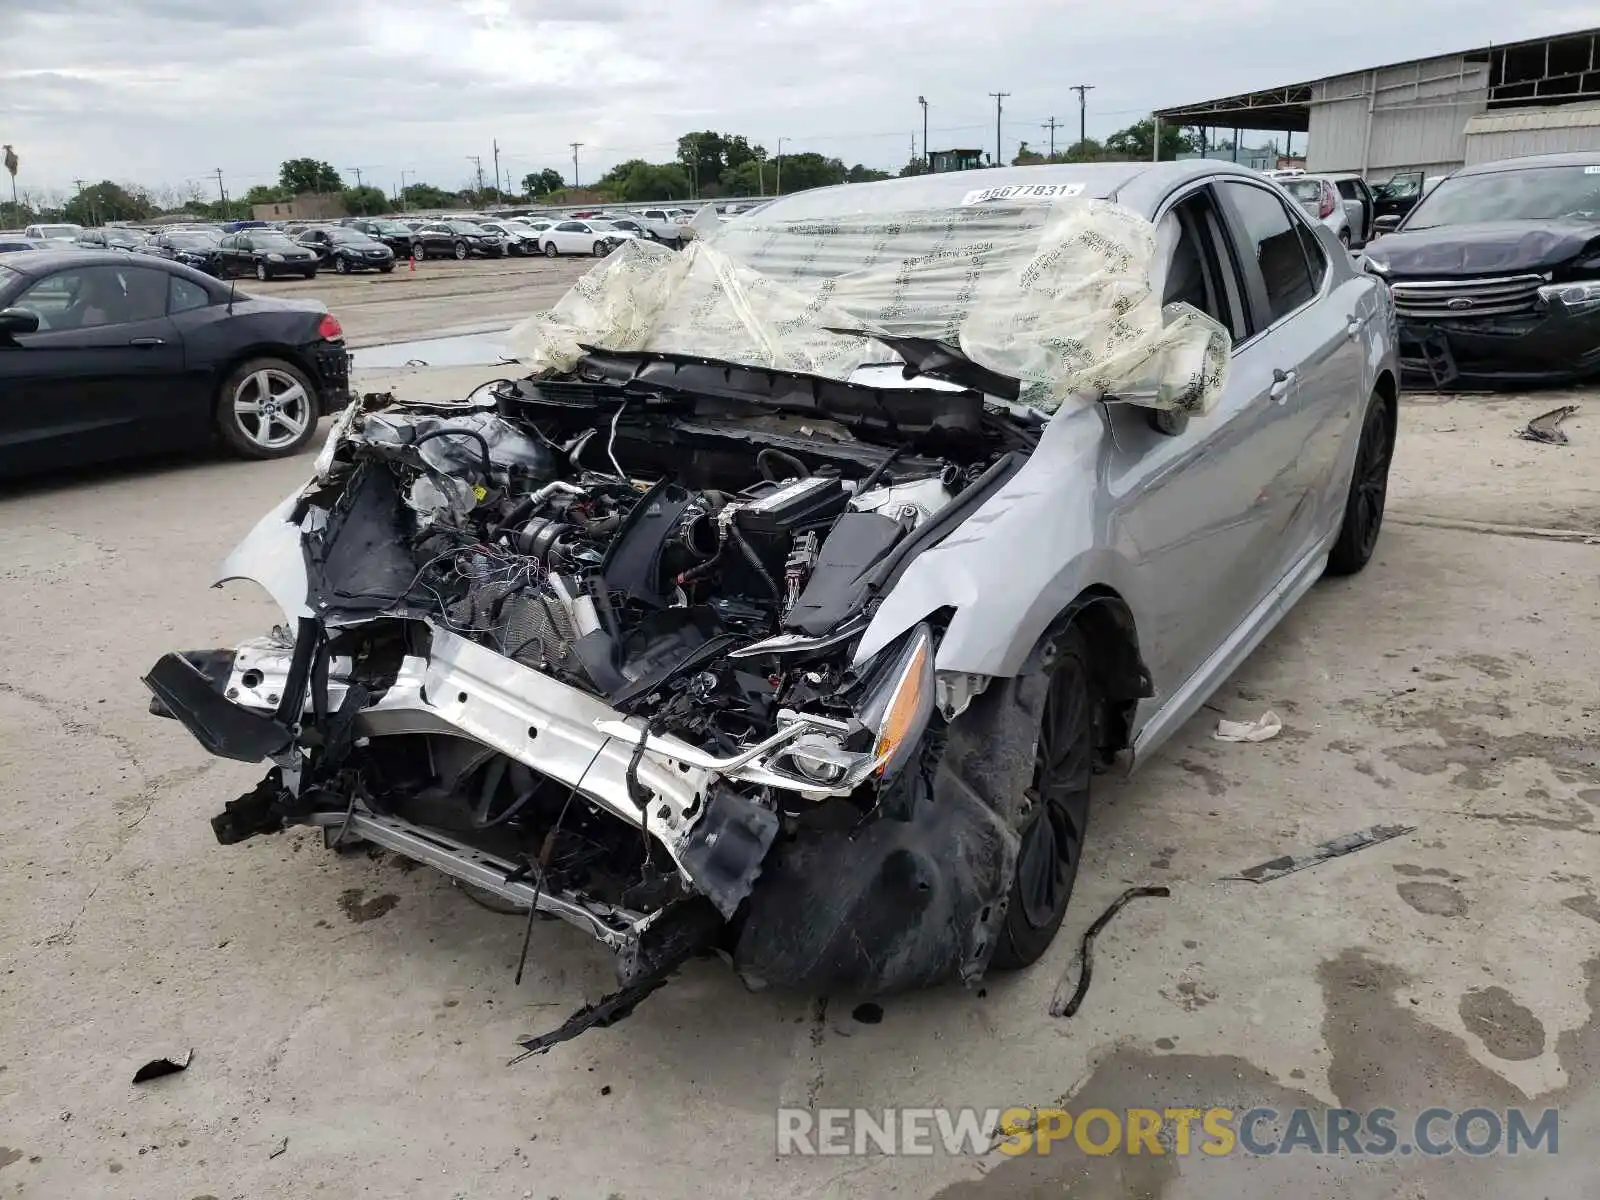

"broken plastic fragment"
[1213,711,1282,743]
[132,1049,192,1084]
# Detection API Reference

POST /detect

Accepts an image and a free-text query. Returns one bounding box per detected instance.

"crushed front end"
[147,362,1036,995]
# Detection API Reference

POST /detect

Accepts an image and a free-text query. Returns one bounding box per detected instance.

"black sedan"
[0,251,351,477]
[215,231,320,281]
[342,217,423,259]
[296,227,397,274]
[143,229,224,275]
[411,220,505,260]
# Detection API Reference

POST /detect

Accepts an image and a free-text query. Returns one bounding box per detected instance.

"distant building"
[1177,145,1278,170]
[1155,26,1600,179]
[929,148,985,173]
[251,192,346,222]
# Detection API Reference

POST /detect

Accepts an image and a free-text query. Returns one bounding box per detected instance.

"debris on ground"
[269,1136,288,1159]
[1213,711,1283,743]
[1517,404,1578,445]
[131,1049,192,1084]
[1049,886,1171,1018]
[1223,824,1416,884]
[510,977,670,1064]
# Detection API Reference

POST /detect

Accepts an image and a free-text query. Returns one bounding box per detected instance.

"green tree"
[1063,138,1107,163]
[1011,141,1046,166]
[845,164,891,183]
[677,132,764,197]
[62,181,155,225]
[1103,120,1196,162]
[522,168,565,198]
[278,158,343,194]
[595,159,691,202]
[898,158,931,178]
[341,185,389,215]
[719,158,768,197]
[773,152,847,193]
[243,184,289,207]
[401,182,458,210]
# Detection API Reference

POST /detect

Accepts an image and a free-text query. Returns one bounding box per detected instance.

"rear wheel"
[411,242,425,261]
[215,357,320,460]
[1326,389,1394,575]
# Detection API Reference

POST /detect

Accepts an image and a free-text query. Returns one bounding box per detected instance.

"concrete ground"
[256,255,593,346]
[0,371,1596,1198]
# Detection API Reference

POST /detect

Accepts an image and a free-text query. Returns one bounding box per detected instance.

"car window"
[13,265,165,331]
[1159,188,1250,343]
[1335,180,1359,200]
[169,275,210,314]
[237,236,254,251]
[1220,182,1317,325]
[557,221,585,232]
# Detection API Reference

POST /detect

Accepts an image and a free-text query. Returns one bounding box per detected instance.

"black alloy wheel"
[990,629,1095,970]
[1326,390,1393,576]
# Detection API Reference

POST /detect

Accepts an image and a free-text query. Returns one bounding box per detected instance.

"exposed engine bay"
[145,347,1042,1032]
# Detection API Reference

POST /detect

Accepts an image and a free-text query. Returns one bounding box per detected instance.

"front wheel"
[303,268,317,279]
[1326,389,1394,575]
[411,242,425,261]
[254,262,268,282]
[543,241,558,257]
[454,240,468,260]
[334,256,350,274]
[215,358,320,460]
[379,263,395,274]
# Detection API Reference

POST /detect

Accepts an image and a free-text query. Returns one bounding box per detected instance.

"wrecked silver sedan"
[146,161,1397,1018]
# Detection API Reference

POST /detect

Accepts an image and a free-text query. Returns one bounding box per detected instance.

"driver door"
[0,263,194,471]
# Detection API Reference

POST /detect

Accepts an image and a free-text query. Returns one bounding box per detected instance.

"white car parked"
[475,219,541,256]
[537,219,640,258]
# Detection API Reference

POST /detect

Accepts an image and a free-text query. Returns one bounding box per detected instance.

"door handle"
[1345,312,1372,338]
[129,336,165,348]
[1269,368,1297,404]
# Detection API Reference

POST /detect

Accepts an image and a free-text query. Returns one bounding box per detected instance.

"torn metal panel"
[1223,824,1417,883]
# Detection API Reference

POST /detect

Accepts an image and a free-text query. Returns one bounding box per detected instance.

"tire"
[454,240,468,260]
[543,241,558,258]
[938,624,1096,972]
[215,357,321,461]
[379,263,395,274]
[1326,389,1394,576]
[411,242,425,261]
[254,262,268,282]
[334,256,349,274]
[303,269,317,279]
[592,240,609,257]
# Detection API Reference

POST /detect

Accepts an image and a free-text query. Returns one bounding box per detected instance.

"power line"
[1070,84,1096,147]
[988,92,1009,166]
[570,142,583,188]
[1042,116,1060,158]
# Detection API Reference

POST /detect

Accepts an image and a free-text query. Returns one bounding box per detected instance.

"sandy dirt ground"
[0,380,1596,1199]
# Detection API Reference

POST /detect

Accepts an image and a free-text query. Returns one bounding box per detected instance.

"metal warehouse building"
[1154,26,1600,179]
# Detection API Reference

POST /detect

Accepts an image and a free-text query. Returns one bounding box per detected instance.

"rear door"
[0,263,194,471]
[1216,179,1367,575]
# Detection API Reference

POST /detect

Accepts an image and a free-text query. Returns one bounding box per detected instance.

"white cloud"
[0,0,1593,197]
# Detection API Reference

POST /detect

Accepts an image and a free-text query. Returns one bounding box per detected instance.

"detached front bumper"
[1398,305,1600,387]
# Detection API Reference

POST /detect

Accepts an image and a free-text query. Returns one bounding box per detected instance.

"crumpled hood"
[1368,220,1600,276]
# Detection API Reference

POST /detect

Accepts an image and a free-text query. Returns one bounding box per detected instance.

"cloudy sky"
[1,0,1595,201]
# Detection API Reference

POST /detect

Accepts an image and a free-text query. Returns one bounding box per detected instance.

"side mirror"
[0,308,41,338]
[1373,214,1402,235]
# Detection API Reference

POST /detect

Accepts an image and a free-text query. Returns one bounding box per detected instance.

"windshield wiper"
[822,328,1021,400]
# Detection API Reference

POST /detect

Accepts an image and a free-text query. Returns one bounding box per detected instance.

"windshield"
[587,220,619,231]
[37,225,81,239]
[445,222,485,233]
[325,230,369,244]
[254,235,300,251]
[1282,180,1323,204]
[106,232,143,245]
[168,231,220,247]
[1404,165,1600,229]
[367,221,408,235]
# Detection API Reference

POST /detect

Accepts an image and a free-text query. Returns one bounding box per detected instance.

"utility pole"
[467,155,484,200]
[988,92,1009,166]
[1042,116,1060,158]
[570,143,583,189]
[492,139,501,199]
[775,137,784,194]
[400,169,412,212]
[917,95,929,166]
[214,167,227,206]
[1069,84,1095,150]
[348,167,364,190]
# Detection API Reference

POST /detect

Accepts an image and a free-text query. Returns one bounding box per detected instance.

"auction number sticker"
[960,183,1085,204]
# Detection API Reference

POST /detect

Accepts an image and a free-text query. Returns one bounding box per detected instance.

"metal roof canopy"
[1154,25,1600,131]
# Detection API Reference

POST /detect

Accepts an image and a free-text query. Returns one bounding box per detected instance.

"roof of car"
[752,159,1267,220]
[0,249,193,276]
[1453,150,1600,177]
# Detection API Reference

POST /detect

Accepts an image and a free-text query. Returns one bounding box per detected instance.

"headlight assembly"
[1538,280,1600,314]
[855,623,935,779]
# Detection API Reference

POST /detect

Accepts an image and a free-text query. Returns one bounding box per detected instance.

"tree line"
[1,120,1207,227]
